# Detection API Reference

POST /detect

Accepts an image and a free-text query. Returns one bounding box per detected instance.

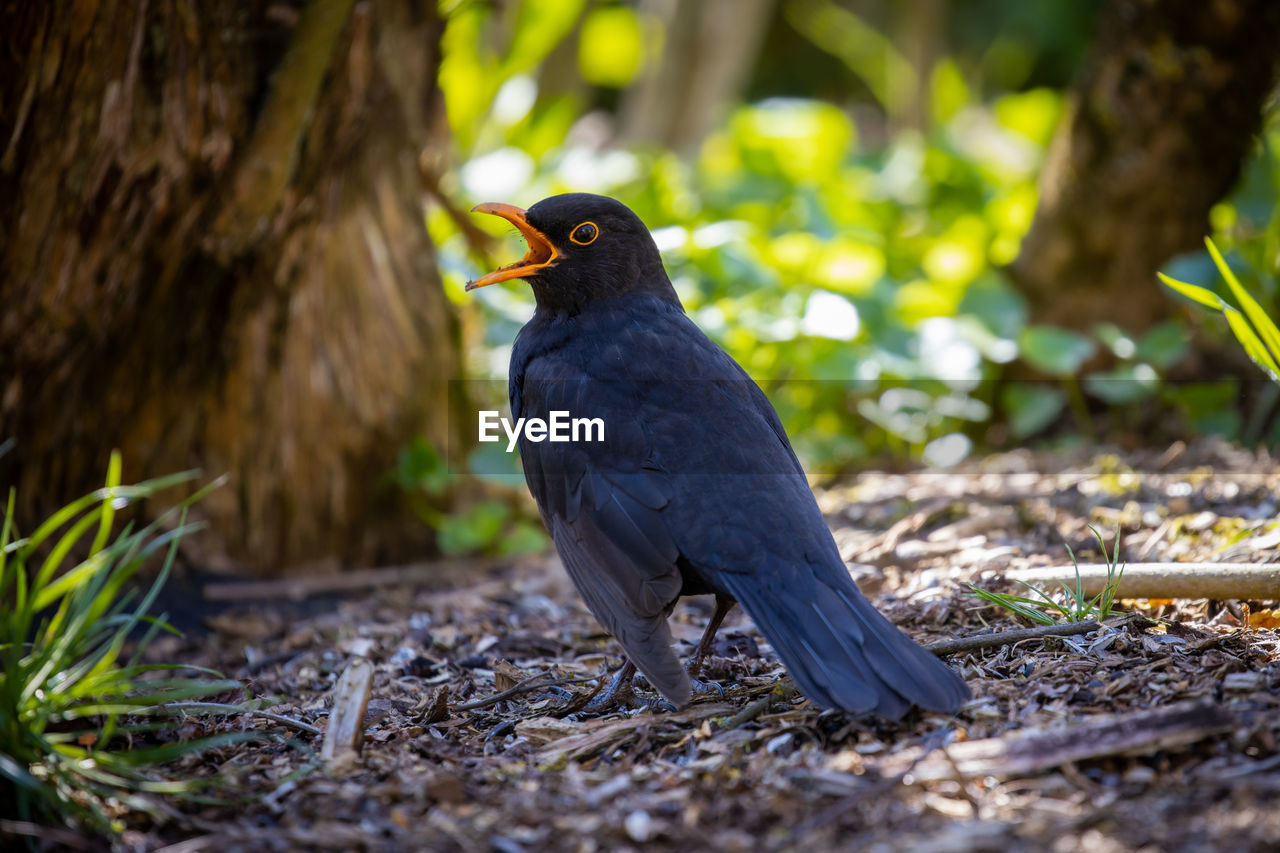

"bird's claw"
[689,678,725,701]
[584,665,639,713]
[643,698,679,713]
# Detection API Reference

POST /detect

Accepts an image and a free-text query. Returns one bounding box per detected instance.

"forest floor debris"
[57,440,1280,851]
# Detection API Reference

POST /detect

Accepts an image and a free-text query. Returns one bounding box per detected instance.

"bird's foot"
[584,663,639,713]
[689,677,725,701]
[533,685,575,703]
[642,698,679,713]
[638,681,720,713]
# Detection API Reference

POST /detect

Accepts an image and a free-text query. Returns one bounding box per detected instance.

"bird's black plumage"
[468,193,970,716]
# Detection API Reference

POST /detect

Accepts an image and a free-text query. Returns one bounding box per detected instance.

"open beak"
[466,203,559,291]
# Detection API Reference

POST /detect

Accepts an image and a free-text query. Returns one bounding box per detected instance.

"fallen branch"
[203,559,504,602]
[885,701,1238,781]
[925,613,1146,657]
[1005,562,1280,601]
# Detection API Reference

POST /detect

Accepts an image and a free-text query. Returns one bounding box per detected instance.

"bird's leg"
[682,595,735,700]
[687,595,735,679]
[585,658,638,712]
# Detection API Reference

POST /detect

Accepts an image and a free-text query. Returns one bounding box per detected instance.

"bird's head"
[466,193,676,313]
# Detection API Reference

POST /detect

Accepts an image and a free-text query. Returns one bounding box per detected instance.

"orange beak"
[465,203,560,291]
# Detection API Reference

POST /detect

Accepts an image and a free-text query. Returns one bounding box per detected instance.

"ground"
[108,440,1280,851]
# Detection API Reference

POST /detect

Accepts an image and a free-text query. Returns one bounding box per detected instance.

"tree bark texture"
[0,0,458,573]
[1008,0,1280,333]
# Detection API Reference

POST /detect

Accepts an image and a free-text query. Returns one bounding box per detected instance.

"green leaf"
[578,6,645,87]
[1135,321,1189,368]
[1223,305,1280,381]
[90,451,123,556]
[437,500,510,555]
[1206,238,1280,372]
[1002,385,1065,438]
[1018,325,1096,375]
[964,584,1057,625]
[1158,272,1222,310]
[0,750,41,791]
[1084,364,1159,404]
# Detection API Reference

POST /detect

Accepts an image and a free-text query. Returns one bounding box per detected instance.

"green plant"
[394,438,548,557]
[1160,237,1280,383]
[0,453,254,835]
[967,524,1125,625]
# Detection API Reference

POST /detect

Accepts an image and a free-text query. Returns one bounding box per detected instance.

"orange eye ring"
[570,221,599,245]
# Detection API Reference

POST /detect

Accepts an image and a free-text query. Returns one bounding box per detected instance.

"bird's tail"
[721,573,970,717]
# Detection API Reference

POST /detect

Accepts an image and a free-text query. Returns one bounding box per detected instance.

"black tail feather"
[721,570,969,717]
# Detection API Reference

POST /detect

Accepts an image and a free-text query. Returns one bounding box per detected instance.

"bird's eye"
[570,221,599,245]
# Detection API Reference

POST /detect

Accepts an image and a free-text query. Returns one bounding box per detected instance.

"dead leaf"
[1249,608,1280,630]
[492,659,526,692]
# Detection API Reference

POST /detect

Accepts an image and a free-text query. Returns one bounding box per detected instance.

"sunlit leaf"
[1206,238,1280,368]
[994,88,1061,146]
[729,100,854,186]
[1158,272,1222,310]
[930,59,970,126]
[814,238,883,295]
[578,6,645,87]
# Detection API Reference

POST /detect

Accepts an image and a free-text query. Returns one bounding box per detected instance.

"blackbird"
[467,193,970,717]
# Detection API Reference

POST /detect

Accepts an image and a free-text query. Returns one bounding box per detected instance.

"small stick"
[452,672,598,712]
[720,683,800,730]
[151,701,321,736]
[925,614,1146,657]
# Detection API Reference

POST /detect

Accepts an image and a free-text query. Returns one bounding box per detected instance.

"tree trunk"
[618,0,775,153]
[0,0,458,574]
[1008,0,1280,333]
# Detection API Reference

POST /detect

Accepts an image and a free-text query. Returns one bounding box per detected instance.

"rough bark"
[1008,0,1280,333]
[0,0,457,573]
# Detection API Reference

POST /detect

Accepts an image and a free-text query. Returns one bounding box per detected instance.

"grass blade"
[1206,238,1280,363]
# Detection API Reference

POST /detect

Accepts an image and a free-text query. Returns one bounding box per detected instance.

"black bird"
[467,193,970,717]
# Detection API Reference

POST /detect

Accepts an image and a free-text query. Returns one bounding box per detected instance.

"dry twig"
[925,613,1147,657]
[155,701,321,736]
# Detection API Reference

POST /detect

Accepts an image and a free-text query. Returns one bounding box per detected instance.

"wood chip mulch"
[106,439,1280,852]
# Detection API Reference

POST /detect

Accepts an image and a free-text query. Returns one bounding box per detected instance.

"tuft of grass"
[0,452,257,836]
[967,523,1125,625]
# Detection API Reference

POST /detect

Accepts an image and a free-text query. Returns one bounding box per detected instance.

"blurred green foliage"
[1160,122,1280,441]
[415,0,1280,553]
[394,438,547,558]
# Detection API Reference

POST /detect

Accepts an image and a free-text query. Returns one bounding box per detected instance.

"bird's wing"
[515,367,691,705]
